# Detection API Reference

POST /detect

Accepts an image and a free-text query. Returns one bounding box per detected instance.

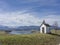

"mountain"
[15,26,40,31]
[0,25,60,31]
[0,25,40,31]
[0,25,9,30]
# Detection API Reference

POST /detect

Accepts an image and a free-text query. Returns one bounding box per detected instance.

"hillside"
[0,30,60,45]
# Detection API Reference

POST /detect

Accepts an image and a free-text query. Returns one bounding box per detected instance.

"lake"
[9,31,32,34]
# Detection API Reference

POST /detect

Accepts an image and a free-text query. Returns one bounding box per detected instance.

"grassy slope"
[0,30,60,45]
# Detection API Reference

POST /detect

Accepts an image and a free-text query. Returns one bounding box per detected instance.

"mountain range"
[0,25,60,31]
[0,25,40,31]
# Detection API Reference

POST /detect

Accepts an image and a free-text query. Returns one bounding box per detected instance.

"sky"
[0,0,60,27]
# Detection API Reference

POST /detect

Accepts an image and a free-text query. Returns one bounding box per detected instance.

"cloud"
[0,11,41,27]
[0,11,60,27]
[0,0,60,14]
[0,0,60,27]
[40,15,60,26]
[17,0,59,6]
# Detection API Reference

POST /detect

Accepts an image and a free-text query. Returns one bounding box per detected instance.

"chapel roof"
[41,20,51,27]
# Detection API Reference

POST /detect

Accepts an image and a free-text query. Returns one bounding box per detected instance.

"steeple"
[42,20,45,24]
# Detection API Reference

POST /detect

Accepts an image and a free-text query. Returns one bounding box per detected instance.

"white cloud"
[0,11,60,27]
[0,0,60,27]
[40,15,60,26]
[0,11,41,27]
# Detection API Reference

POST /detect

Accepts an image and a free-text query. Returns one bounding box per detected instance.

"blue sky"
[0,0,60,27]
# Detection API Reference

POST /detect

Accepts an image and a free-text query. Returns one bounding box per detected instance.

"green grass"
[51,30,60,35]
[0,30,60,45]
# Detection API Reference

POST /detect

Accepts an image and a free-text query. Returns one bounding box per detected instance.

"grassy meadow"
[0,30,60,45]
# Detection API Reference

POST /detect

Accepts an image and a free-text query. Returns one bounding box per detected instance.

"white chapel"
[40,20,51,34]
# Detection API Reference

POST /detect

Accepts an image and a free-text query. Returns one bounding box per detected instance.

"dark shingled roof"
[40,20,51,27]
[44,24,51,27]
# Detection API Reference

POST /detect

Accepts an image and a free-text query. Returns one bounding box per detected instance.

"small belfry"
[40,20,51,34]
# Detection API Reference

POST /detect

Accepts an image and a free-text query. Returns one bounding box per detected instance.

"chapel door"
[42,27,44,33]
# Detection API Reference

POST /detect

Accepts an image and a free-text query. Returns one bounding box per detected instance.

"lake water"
[9,31,32,34]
